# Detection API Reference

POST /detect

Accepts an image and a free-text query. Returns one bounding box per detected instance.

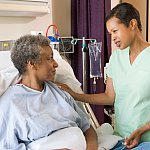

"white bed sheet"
[28,127,86,150]
[27,123,123,150]
[96,123,123,149]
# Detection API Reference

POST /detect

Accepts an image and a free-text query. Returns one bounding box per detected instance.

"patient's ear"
[26,60,36,70]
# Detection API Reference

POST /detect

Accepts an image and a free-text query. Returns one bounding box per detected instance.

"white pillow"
[53,48,62,60]
[0,67,21,96]
[0,51,14,70]
[0,50,62,71]
[53,49,81,92]
[54,58,81,92]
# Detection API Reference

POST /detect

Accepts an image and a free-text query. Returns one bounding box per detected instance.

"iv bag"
[88,42,102,78]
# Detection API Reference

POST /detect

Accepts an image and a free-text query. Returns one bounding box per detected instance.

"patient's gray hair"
[11,34,50,74]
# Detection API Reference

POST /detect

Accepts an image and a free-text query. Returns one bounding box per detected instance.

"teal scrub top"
[107,46,150,142]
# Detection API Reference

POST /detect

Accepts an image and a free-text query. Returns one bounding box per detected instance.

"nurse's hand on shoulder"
[56,82,75,96]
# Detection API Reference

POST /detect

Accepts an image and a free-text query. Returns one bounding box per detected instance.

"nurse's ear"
[129,19,138,30]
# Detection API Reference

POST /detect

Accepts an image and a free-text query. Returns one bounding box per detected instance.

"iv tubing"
[46,24,58,37]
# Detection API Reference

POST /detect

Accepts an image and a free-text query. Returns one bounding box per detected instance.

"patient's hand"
[86,144,98,150]
[85,126,98,150]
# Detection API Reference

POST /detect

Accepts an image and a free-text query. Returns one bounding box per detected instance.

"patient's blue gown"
[0,81,90,150]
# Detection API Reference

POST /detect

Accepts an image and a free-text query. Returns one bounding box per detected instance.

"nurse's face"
[106,17,134,50]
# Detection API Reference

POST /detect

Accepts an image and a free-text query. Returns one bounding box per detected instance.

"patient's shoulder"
[0,84,24,105]
[1,85,15,97]
[0,85,16,113]
[46,81,75,104]
[46,81,70,96]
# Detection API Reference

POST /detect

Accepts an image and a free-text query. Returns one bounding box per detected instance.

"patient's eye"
[47,55,54,62]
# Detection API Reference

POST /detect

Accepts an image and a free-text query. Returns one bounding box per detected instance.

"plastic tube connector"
[93,77,96,93]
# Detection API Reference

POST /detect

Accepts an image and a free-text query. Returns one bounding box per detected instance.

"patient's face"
[36,46,58,81]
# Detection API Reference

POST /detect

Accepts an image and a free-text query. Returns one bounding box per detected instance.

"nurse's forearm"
[73,92,114,105]
[138,121,150,135]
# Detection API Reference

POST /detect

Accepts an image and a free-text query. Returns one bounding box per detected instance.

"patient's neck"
[21,74,44,92]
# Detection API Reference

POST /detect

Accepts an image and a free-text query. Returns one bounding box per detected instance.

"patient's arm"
[84,125,98,150]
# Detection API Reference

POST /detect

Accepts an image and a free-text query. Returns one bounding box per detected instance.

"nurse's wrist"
[138,122,150,135]
[144,122,150,131]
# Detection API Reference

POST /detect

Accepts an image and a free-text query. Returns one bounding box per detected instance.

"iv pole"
[72,37,96,94]
[82,37,87,93]
[71,37,100,128]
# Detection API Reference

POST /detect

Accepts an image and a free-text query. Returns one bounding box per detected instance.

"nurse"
[59,2,150,149]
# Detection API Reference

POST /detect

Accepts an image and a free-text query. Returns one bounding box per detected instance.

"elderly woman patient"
[0,35,98,150]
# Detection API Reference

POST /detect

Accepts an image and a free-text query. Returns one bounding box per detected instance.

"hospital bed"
[0,49,122,150]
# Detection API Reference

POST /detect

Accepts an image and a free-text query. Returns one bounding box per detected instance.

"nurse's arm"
[58,77,115,105]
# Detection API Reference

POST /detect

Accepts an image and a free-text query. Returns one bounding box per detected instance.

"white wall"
[0,0,71,41]
[111,0,148,51]
[0,15,53,41]
[52,0,71,37]
[111,0,120,9]
[122,0,147,41]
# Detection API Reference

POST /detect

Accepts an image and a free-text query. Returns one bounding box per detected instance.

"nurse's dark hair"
[11,34,50,74]
[105,2,142,31]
